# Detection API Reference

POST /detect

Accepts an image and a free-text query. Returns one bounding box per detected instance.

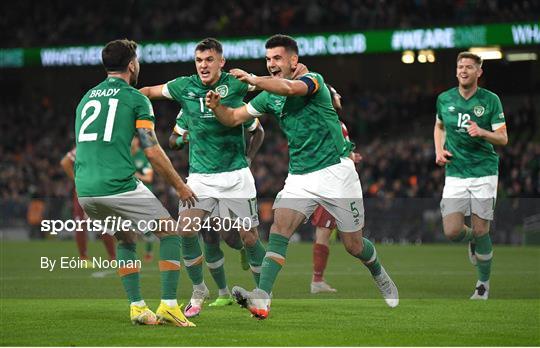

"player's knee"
[472,225,489,236]
[271,220,295,236]
[443,225,462,240]
[116,230,137,244]
[222,231,242,249]
[343,237,363,256]
[240,229,258,247]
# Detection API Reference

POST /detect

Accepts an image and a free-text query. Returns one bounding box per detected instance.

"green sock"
[117,243,142,303]
[204,241,227,290]
[474,233,493,282]
[181,235,204,285]
[258,233,288,294]
[450,226,474,243]
[246,239,266,286]
[355,238,382,276]
[159,235,181,300]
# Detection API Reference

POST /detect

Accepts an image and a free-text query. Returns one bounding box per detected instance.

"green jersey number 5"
[79,99,119,142]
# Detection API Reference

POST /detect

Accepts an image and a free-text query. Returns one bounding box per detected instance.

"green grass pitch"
[1,240,539,346]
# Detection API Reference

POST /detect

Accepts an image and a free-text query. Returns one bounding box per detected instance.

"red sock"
[75,229,88,259]
[313,243,329,282]
[101,234,116,260]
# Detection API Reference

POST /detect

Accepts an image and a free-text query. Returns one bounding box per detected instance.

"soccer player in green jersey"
[434,52,508,300]
[74,39,197,327]
[168,108,264,307]
[140,38,267,318]
[131,137,157,262]
[206,35,399,319]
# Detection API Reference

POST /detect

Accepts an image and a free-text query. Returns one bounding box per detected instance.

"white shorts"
[273,157,364,232]
[440,175,498,220]
[179,167,259,229]
[78,181,171,235]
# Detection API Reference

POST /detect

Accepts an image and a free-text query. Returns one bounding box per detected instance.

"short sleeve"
[436,95,443,123]
[490,94,506,131]
[133,92,155,129]
[247,92,269,117]
[165,77,189,102]
[299,72,322,95]
[243,118,259,132]
[173,109,188,135]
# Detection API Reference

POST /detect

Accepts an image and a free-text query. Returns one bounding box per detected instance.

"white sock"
[131,300,146,307]
[218,287,230,296]
[194,281,207,292]
[162,299,178,307]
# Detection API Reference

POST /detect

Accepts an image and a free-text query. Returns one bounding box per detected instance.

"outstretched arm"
[139,84,169,100]
[230,69,311,97]
[205,91,254,127]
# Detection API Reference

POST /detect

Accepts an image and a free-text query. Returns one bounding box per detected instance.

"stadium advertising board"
[0,22,538,68]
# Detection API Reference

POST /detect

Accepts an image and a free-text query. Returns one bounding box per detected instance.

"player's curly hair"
[196,38,223,54]
[102,39,137,72]
[265,34,298,54]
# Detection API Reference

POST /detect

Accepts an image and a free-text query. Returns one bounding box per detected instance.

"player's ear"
[128,59,136,74]
[291,54,299,69]
[220,56,226,69]
[477,67,483,78]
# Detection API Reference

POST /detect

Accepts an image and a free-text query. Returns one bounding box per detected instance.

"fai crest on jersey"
[215,85,229,97]
[474,105,485,117]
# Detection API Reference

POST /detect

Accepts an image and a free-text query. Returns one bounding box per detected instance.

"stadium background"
[1,1,539,346]
[1,1,538,244]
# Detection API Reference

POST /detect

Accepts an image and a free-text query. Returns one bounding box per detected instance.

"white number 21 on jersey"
[78,99,119,142]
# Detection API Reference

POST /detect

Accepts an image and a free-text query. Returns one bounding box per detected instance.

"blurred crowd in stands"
[1,85,538,242]
[1,87,538,205]
[3,0,539,47]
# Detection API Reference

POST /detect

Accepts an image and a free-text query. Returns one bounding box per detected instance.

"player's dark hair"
[457,52,483,67]
[195,38,223,54]
[102,39,137,72]
[265,34,298,54]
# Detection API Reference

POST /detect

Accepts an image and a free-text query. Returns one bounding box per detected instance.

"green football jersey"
[165,72,251,174]
[74,77,155,197]
[132,148,153,191]
[247,72,350,174]
[436,87,506,178]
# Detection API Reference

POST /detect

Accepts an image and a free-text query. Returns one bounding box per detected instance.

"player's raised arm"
[246,119,265,165]
[230,68,311,97]
[136,126,197,207]
[205,90,253,127]
[139,84,170,100]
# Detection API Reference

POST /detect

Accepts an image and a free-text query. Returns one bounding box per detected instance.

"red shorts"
[311,205,336,229]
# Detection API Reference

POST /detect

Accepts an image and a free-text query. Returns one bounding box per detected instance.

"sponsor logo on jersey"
[474,105,485,117]
[448,106,455,112]
[215,85,229,97]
